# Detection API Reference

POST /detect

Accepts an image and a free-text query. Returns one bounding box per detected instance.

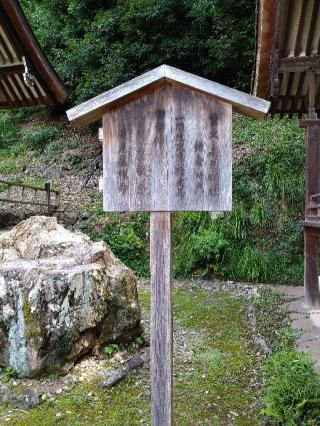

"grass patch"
[0,112,19,149]
[1,284,319,425]
[0,141,34,174]
[254,289,320,425]
[262,351,320,424]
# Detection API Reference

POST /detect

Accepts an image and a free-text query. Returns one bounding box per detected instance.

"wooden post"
[301,69,320,307]
[44,182,51,213]
[302,123,320,307]
[304,227,320,307]
[150,212,172,426]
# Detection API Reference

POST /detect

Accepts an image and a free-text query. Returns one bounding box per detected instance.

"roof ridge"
[67,65,270,127]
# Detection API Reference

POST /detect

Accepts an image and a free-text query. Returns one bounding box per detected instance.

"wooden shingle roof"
[0,0,67,108]
[254,0,320,116]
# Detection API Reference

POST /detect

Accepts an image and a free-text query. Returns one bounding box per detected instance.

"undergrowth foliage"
[0,108,304,284]
[21,125,60,151]
[0,112,19,149]
[254,290,320,425]
[85,116,305,284]
[262,351,320,424]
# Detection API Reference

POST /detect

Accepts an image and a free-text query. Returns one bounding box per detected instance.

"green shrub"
[0,112,19,148]
[250,202,268,229]
[104,344,119,358]
[12,106,43,122]
[225,204,247,240]
[44,138,65,162]
[134,336,145,346]
[102,213,149,277]
[254,290,320,425]
[262,351,320,424]
[21,124,60,150]
[239,246,267,282]
[2,367,18,382]
[173,226,229,277]
[67,152,84,167]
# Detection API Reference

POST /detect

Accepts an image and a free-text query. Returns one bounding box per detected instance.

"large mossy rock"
[0,216,141,377]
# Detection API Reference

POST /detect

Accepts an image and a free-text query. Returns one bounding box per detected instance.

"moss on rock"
[22,294,41,343]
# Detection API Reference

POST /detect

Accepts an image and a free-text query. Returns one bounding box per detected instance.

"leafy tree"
[21,0,256,105]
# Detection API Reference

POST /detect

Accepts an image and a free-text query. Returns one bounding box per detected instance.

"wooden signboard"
[102,84,232,212]
[67,65,270,426]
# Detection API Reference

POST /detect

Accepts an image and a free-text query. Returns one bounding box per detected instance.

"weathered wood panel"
[150,212,172,426]
[103,84,232,212]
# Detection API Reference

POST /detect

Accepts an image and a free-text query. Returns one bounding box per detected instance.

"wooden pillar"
[44,182,51,213]
[150,212,172,426]
[302,124,320,307]
[304,227,320,307]
[301,70,320,307]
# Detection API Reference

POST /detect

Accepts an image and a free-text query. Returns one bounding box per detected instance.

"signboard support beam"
[150,212,173,426]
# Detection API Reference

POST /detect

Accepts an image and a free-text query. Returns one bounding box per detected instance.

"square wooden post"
[44,182,51,213]
[303,123,320,307]
[304,227,320,307]
[150,212,172,426]
[300,70,320,308]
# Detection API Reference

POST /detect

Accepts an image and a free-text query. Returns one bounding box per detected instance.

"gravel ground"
[0,279,269,425]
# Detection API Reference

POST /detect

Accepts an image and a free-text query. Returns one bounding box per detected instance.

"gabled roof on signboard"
[67,65,270,127]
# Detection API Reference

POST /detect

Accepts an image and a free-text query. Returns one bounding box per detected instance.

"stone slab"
[276,285,320,371]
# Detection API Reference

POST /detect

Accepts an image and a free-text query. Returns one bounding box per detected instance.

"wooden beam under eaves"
[278,55,320,73]
[0,63,24,76]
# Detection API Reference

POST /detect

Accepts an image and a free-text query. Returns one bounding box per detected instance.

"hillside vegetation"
[86,116,306,284]
[21,0,255,104]
[9,0,305,286]
[0,109,305,285]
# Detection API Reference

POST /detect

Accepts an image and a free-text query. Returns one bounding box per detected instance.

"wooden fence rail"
[0,180,60,212]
